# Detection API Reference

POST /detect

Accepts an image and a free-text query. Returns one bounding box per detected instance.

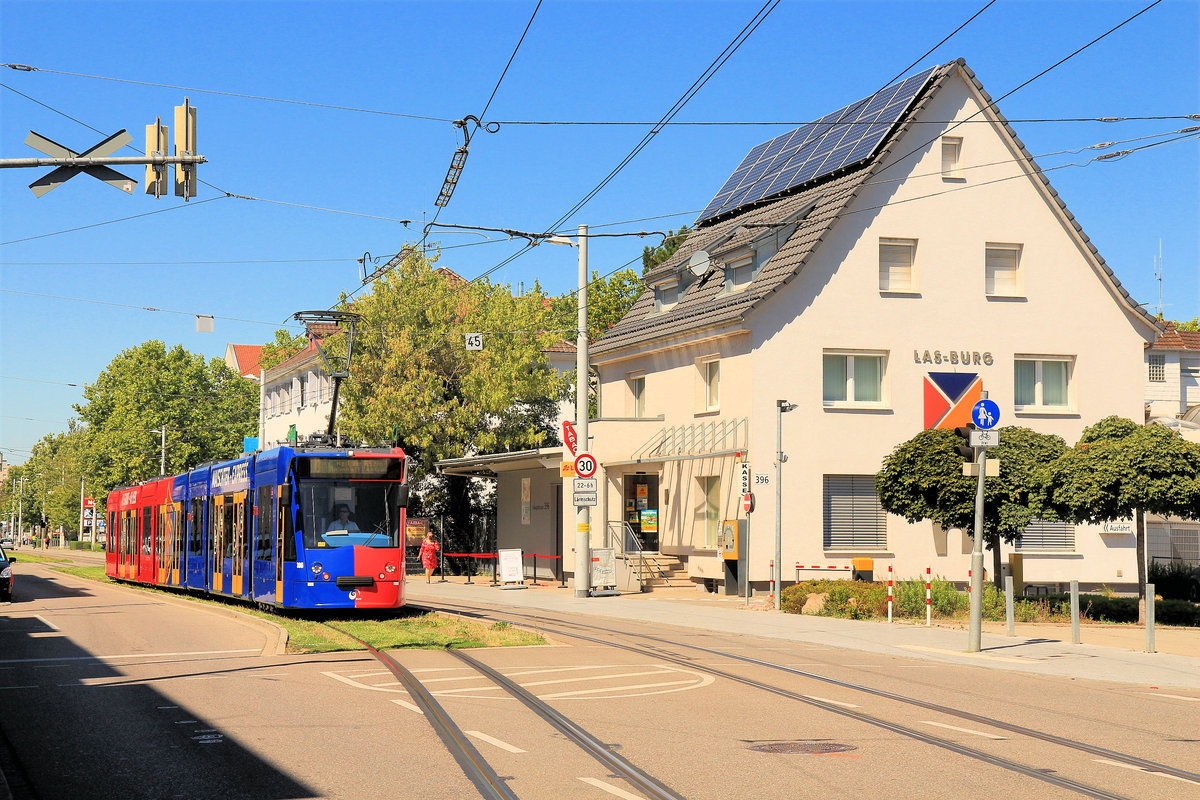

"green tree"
[641,226,691,274]
[259,328,308,371]
[329,250,567,568]
[876,426,1067,586]
[551,267,643,342]
[1043,417,1200,621]
[1173,317,1199,332]
[75,340,258,494]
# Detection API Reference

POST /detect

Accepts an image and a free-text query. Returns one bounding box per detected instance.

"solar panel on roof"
[697,65,938,224]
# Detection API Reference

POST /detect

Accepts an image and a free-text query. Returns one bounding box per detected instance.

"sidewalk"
[406,576,1200,690]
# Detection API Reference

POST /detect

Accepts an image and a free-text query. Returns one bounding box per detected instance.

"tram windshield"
[297,480,403,549]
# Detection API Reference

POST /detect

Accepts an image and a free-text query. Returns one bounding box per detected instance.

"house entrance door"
[623,475,660,552]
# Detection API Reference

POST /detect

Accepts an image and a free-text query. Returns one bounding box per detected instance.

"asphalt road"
[1,559,1197,800]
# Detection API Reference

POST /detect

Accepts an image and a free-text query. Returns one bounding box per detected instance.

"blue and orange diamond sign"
[924,372,982,430]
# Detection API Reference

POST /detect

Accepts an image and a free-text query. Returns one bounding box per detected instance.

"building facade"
[443,60,1165,593]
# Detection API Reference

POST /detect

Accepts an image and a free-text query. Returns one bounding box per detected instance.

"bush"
[1157,599,1200,626]
[1149,560,1196,601]
[68,542,104,552]
[894,577,967,618]
[818,581,886,620]
[780,580,849,614]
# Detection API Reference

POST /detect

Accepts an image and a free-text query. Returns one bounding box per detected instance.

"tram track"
[418,599,1200,800]
[325,622,685,800]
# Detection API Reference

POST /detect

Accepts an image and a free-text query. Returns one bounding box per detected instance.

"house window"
[1016,519,1075,552]
[654,281,680,313]
[1148,354,1165,383]
[298,375,307,407]
[703,359,720,412]
[701,476,721,548]
[941,136,963,180]
[822,475,886,550]
[1015,357,1072,409]
[723,249,757,293]
[879,238,916,292]
[986,244,1022,297]
[629,374,646,418]
[823,351,885,405]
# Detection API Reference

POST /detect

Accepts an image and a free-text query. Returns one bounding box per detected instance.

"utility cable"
[0,289,302,330]
[0,64,451,122]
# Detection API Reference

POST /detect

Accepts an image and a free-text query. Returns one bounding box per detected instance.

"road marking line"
[323,671,404,693]
[921,721,1006,740]
[502,665,643,677]
[174,720,199,725]
[33,615,59,631]
[0,686,38,690]
[0,648,259,665]
[1146,693,1200,702]
[517,669,676,688]
[29,632,62,638]
[388,698,424,714]
[803,695,861,709]
[578,777,645,800]
[1094,759,1200,784]
[541,678,705,699]
[466,731,525,753]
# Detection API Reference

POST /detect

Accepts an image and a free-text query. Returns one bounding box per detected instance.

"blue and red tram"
[104,445,409,610]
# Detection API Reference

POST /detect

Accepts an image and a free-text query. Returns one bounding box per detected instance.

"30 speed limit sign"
[573,452,597,478]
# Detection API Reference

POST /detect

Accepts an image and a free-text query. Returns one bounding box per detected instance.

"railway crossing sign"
[24,129,136,197]
[573,452,597,479]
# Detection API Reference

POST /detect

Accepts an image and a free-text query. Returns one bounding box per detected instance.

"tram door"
[156,504,168,585]
[171,501,184,585]
[138,505,154,582]
[211,495,225,593]
[120,511,134,579]
[275,485,286,604]
[232,491,247,596]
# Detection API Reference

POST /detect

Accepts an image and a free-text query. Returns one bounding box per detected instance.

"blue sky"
[2,0,1197,465]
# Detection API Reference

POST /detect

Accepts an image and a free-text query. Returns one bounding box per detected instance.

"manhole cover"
[750,742,857,755]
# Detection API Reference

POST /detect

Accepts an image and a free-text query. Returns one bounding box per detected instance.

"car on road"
[0,545,15,602]
[0,537,13,547]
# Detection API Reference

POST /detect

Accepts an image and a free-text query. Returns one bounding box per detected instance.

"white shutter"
[823,475,887,550]
[1017,520,1075,551]
[986,245,1020,295]
[879,239,914,291]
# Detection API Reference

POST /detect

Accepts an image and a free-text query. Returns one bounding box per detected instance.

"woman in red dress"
[418,532,440,583]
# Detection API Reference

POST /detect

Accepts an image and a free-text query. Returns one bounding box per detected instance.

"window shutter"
[985,246,1019,295]
[879,240,913,291]
[823,475,886,549]
[1017,520,1075,551]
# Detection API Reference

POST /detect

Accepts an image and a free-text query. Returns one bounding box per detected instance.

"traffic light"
[954,423,977,461]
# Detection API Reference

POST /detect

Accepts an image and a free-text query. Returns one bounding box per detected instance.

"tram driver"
[327,503,360,533]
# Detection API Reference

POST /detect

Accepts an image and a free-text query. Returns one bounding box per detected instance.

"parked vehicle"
[0,545,15,601]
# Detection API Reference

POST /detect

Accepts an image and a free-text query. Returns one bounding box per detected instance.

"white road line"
[517,669,676,688]
[921,721,1006,740]
[502,665,643,677]
[0,686,38,690]
[578,776,646,800]
[542,678,704,699]
[802,695,861,709]
[898,644,1030,664]
[465,731,526,753]
[33,615,59,631]
[323,671,404,693]
[29,632,62,638]
[388,698,424,714]
[0,648,260,665]
[1094,759,1200,784]
[1146,693,1200,702]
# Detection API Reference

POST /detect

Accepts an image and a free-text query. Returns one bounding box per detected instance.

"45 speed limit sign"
[573,452,597,478]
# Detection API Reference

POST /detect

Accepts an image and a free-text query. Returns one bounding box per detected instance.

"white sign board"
[740,463,751,494]
[498,548,524,583]
[573,492,598,507]
[1101,521,1134,534]
[970,429,1000,448]
[574,478,598,493]
[465,333,483,351]
[754,473,770,486]
[591,548,616,587]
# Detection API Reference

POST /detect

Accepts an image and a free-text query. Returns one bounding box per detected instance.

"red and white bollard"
[769,560,775,603]
[887,565,893,623]
[925,567,932,627]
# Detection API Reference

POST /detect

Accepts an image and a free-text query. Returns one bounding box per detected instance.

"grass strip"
[45,563,543,653]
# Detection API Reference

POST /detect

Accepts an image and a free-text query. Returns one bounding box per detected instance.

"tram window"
[141,507,152,555]
[222,499,236,559]
[256,486,275,560]
[297,481,402,549]
[189,499,203,554]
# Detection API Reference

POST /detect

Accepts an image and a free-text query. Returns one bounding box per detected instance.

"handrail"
[607,520,645,592]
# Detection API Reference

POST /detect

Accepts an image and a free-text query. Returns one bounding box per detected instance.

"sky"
[1,0,1197,466]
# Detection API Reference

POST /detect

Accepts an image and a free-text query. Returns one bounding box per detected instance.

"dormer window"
[654,280,681,313]
[723,248,756,293]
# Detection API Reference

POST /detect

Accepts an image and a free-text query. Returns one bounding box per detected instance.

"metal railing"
[608,520,645,592]
[629,417,749,462]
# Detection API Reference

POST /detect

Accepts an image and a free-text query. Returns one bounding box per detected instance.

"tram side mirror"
[394,485,410,509]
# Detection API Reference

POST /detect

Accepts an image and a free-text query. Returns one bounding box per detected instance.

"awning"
[436,447,565,478]
[606,418,749,466]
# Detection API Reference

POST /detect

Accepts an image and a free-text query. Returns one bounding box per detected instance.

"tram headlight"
[311,562,323,575]
[384,563,396,573]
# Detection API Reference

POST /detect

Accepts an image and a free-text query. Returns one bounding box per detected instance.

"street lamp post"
[150,427,166,475]
[775,400,796,610]
[548,225,591,598]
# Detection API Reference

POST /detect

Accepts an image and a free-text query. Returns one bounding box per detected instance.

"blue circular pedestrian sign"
[972,399,1000,429]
